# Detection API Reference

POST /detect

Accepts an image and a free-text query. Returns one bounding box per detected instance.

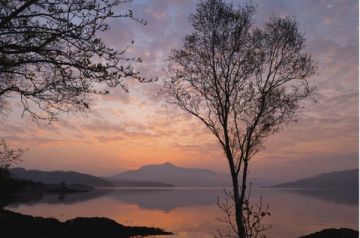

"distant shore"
[0,178,93,207]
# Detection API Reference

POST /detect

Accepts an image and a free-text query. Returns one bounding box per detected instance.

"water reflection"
[7,187,358,209]
[5,188,358,238]
[6,189,111,207]
[107,188,224,211]
[281,189,358,205]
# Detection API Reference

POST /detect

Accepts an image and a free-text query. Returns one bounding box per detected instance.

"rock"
[299,228,358,238]
[0,210,173,238]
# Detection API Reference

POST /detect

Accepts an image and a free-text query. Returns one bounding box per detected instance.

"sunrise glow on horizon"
[0,0,358,182]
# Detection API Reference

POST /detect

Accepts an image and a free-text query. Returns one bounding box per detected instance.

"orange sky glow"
[0,0,358,182]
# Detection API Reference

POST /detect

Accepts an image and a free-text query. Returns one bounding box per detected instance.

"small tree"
[164,0,316,237]
[216,184,271,238]
[0,139,25,184]
[0,0,147,120]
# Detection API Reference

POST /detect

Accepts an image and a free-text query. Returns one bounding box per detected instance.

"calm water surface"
[5,188,358,238]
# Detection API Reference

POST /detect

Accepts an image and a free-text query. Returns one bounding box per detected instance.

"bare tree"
[216,185,271,238]
[0,139,26,183]
[0,139,25,169]
[0,0,147,120]
[164,0,316,237]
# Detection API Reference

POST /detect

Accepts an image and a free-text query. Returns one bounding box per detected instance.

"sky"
[0,0,358,182]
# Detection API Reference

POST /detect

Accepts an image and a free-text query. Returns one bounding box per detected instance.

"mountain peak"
[162,162,175,167]
[139,162,176,170]
[110,162,231,187]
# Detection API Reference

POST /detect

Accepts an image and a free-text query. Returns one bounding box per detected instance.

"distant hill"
[10,168,114,188]
[270,169,358,189]
[108,180,174,187]
[109,162,231,187]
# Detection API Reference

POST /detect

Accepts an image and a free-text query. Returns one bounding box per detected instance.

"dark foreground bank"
[0,210,173,238]
[0,176,94,208]
[299,228,358,238]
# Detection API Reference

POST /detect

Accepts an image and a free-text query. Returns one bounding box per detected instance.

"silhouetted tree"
[0,0,147,120]
[0,139,25,185]
[164,0,316,237]
[216,184,271,238]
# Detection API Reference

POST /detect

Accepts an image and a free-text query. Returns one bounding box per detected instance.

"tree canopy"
[0,0,146,120]
[164,0,316,237]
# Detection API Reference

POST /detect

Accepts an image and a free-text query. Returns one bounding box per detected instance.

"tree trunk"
[226,151,246,238]
[239,160,249,237]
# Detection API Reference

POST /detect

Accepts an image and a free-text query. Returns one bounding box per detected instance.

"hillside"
[108,180,174,187]
[109,162,231,187]
[270,169,358,189]
[10,168,113,188]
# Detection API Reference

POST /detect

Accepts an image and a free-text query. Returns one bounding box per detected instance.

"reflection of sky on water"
[5,188,358,238]
[280,188,358,206]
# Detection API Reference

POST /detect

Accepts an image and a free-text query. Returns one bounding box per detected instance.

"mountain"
[108,180,174,187]
[270,169,358,189]
[109,162,231,187]
[10,168,114,188]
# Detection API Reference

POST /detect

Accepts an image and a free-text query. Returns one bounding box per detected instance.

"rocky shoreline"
[299,228,358,238]
[0,209,173,238]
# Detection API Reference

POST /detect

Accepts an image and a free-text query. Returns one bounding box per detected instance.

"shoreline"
[299,228,358,238]
[0,209,173,238]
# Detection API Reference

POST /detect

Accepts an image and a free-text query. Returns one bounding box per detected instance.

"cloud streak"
[0,0,357,180]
